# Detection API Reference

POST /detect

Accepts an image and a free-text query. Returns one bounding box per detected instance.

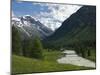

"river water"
[57,50,96,68]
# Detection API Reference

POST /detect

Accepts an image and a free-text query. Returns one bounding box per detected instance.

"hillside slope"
[44,6,96,49]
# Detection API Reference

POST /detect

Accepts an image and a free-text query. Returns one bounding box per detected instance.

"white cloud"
[33,3,82,30]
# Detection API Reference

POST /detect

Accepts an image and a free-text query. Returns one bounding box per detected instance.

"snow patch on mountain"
[11,15,53,39]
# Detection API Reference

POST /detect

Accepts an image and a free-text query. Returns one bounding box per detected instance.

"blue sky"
[12,0,82,30]
[12,0,49,16]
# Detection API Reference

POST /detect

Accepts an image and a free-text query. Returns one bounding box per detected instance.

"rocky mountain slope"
[12,15,53,40]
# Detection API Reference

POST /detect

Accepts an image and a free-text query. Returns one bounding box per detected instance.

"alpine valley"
[12,5,96,74]
[44,6,96,50]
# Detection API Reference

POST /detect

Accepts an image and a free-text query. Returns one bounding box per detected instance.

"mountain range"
[12,6,96,50]
[12,15,53,40]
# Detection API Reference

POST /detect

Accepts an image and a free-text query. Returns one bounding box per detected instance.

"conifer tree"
[31,36,43,59]
[12,26,22,55]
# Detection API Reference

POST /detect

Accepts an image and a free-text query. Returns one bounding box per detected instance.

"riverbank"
[12,50,91,74]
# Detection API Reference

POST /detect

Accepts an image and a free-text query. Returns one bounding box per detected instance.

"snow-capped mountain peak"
[12,15,53,39]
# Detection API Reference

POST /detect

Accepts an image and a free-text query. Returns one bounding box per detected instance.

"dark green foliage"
[12,25,43,59]
[31,37,43,59]
[87,49,91,56]
[22,39,33,57]
[44,6,96,53]
[73,40,96,58]
[22,37,43,59]
[12,26,22,55]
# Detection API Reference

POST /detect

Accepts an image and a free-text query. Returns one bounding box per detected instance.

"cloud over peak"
[32,3,82,30]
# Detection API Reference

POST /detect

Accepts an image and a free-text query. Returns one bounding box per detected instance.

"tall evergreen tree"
[12,26,22,55]
[31,37,43,59]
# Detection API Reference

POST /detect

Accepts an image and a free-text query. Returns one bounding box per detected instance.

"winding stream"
[57,50,96,68]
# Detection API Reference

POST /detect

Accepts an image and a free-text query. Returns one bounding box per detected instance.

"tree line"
[12,26,43,59]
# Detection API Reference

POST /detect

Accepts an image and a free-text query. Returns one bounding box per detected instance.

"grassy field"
[86,49,96,62]
[12,50,93,74]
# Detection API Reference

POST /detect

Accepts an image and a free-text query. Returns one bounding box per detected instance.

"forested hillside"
[44,6,96,50]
